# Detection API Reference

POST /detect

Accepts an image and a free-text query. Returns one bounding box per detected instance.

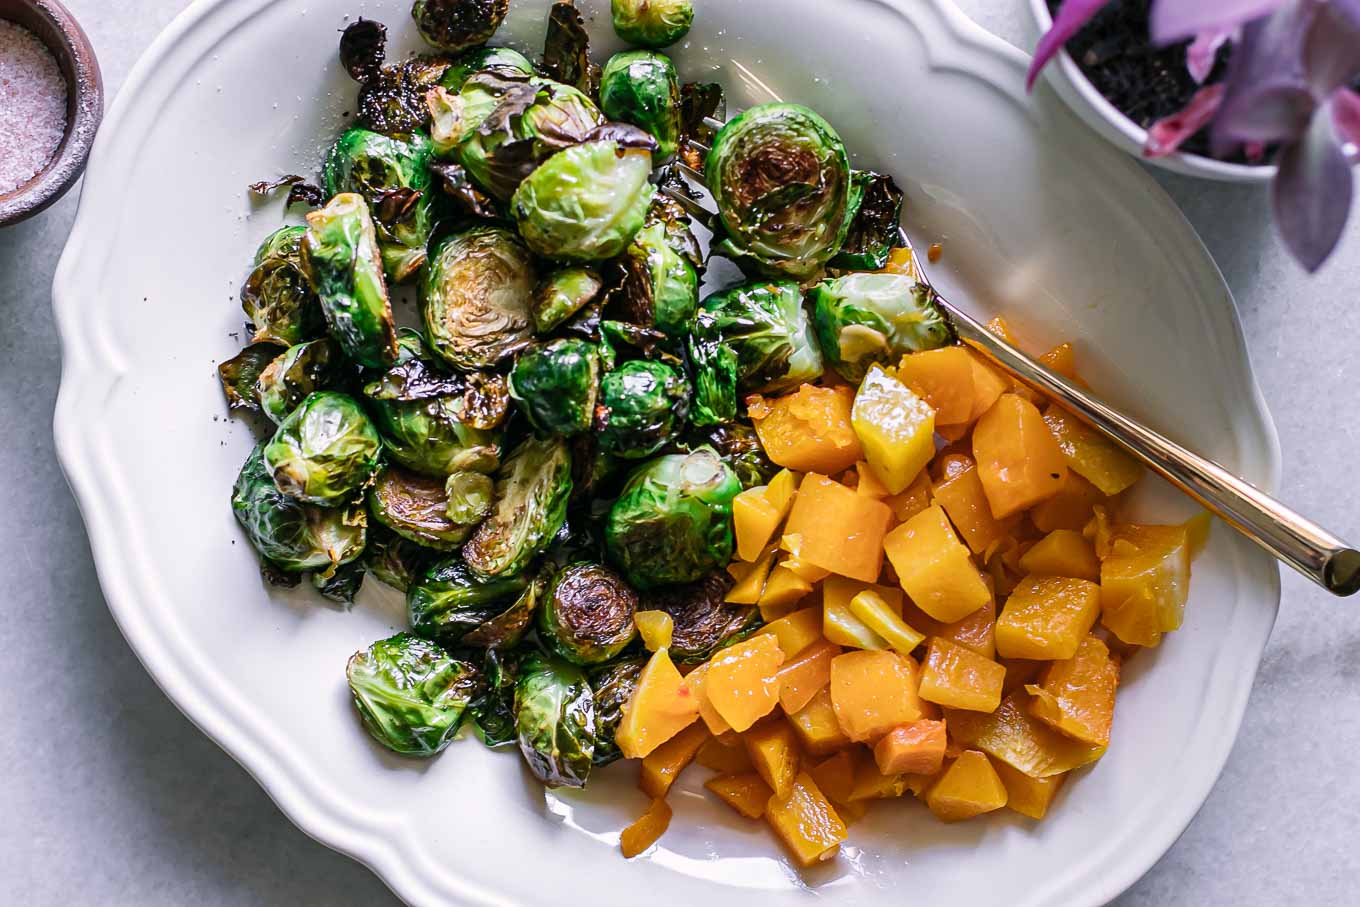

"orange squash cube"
[788,688,853,756]
[764,772,848,867]
[824,596,889,651]
[733,489,785,563]
[972,394,1068,518]
[617,648,700,759]
[964,348,1011,423]
[634,610,674,652]
[995,575,1101,660]
[705,772,774,819]
[1043,406,1143,496]
[848,757,912,801]
[758,606,824,658]
[749,385,863,475]
[1018,529,1100,582]
[924,751,1008,822]
[848,589,926,656]
[946,694,1104,777]
[919,637,1005,712]
[724,546,777,604]
[807,750,859,806]
[743,719,801,800]
[883,504,991,623]
[639,721,711,798]
[829,650,928,742]
[776,639,840,714]
[681,662,730,736]
[782,474,893,583]
[1028,636,1120,746]
[620,798,672,858]
[992,759,1066,820]
[933,459,1019,554]
[1030,472,1106,533]
[1100,523,1192,648]
[851,365,938,494]
[704,634,786,732]
[885,468,934,523]
[854,461,891,499]
[896,346,976,425]
[935,596,996,660]
[873,719,947,775]
[756,564,814,620]
[1038,341,1079,380]
[1001,658,1045,697]
[695,735,754,774]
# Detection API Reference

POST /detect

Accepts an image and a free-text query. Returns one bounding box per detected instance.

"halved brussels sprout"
[706,103,853,279]
[300,193,399,369]
[464,437,573,578]
[369,465,477,550]
[597,360,689,459]
[810,272,952,382]
[605,446,741,589]
[364,524,435,593]
[364,358,504,478]
[263,391,382,507]
[829,171,905,271]
[256,338,346,425]
[440,46,535,91]
[313,560,366,605]
[423,226,538,370]
[509,339,600,437]
[685,422,777,490]
[539,562,639,665]
[532,266,604,334]
[407,556,535,646]
[589,658,643,765]
[219,342,284,413]
[641,571,760,663]
[610,220,698,337]
[445,470,495,524]
[600,51,682,161]
[323,128,435,283]
[346,632,483,756]
[240,226,325,347]
[470,647,522,746]
[511,138,656,262]
[514,653,596,788]
[611,0,693,47]
[358,55,450,137]
[412,0,509,53]
[232,444,367,575]
[687,280,824,426]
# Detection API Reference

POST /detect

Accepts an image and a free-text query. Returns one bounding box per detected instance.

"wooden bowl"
[0,0,103,226]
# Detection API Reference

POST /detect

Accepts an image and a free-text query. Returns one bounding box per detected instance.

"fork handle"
[943,299,1360,597]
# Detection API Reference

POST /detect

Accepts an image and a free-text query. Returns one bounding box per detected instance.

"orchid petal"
[1026,0,1113,92]
[1210,8,1315,155]
[1332,88,1360,151]
[1150,0,1286,45]
[1186,28,1235,84]
[1303,0,1360,95]
[1273,108,1353,272]
[1145,84,1226,157]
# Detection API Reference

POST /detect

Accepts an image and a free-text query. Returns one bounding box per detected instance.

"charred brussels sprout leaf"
[509,339,600,437]
[589,659,643,765]
[364,359,504,477]
[314,560,366,605]
[470,647,522,746]
[346,633,483,756]
[364,524,435,593]
[533,266,604,334]
[232,445,367,575]
[339,18,387,83]
[611,0,693,48]
[642,571,759,663]
[511,140,656,262]
[411,0,509,54]
[540,563,639,665]
[445,470,495,524]
[597,360,689,459]
[369,465,477,550]
[241,226,325,347]
[829,171,904,272]
[256,338,346,425]
[407,558,533,646]
[367,352,511,430]
[263,392,382,507]
[464,437,573,578]
[707,103,853,279]
[609,220,698,337]
[423,226,538,370]
[687,422,777,490]
[543,1,601,97]
[219,342,284,412]
[600,51,682,161]
[514,654,595,788]
[358,56,450,137]
[810,272,952,382]
[440,46,535,91]
[300,193,399,369]
[679,81,724,173]
[605,447,741,589]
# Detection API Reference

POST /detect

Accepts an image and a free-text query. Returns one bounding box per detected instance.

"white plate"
[52,1,1282,905]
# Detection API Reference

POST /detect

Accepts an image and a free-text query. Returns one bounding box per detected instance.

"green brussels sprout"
[539,563,639,665]
[514,653,596,788]
[464,437,573,578]
[810,272,952,382]
[445,470,495,524]
[240,226,325,347]
[610,220,698,337]
[686,423,777,490]
[232,444,367,575]
[364,357,504,477]
[599,51,682,161]
[219,342,284,413]
[369,465,477,550]
[605,446,741,589]
[641,571,760,663]
[589,658,643,765]
[829,171,905,272]
[358,55,451,137]
[706,103,853,279]
[263,392,382,507]
[470,647,522,746]
[322,128,435,283]
[511,138,656,262]
[422,226,538,370]
[407,557,533,647]
[532,266,604,334]
[313,560,366,605]
[611,0,693,47]
[597,360,689,459]
[508,339,600,437]
[687,280,825,426]
[440,46,536,91]
[364,524,435,593]
[567,436,620,506]
[412,0,509,53]
[300,193,399,369]
[256,338,346,425]
[346,632,483,756]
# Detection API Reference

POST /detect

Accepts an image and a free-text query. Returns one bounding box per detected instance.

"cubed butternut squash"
[946,694,1104,777]
[1043,406,1143,496]
[935,596,996,660]
[695,734,754,774]
[896,346,976,425]
[1038,341,1079,380]
[682,662,730,735]
[617,648,700,759]
[992,759,1066,820]
[634,610,674,652]
[883,504,991,623]
[1018,529,1100,582]
[782,474,893,583]
[733,488,785,563]
[885,468,935,523]
[855,461,891,499]
[776,639,840,714]
[620,798,672,858]
[807,750,859,807]
[873,719,947,776]
[704,634,786,732]
[781,556,832,583]
[757,564,814,620]
[851,365,937,494]
[1030,472,1106,533]
[724,545,776,604]
[749,385,863,475]
[848,589,926,656]
[829,650,928,742]
[765,468,799,513]
[1027,636,1120,746]
[1100,523,1191,648]
[918,637,1005,713]
[924,750,1008,822]
[788,688,853,756]
[640,721,711,799]
[972,394,1068,518]
[744,719,801,801]
[848,758,911,801]
[764,772,848,867]
[824,595,890,650]
[757,606,824,658]
[995,575,1101,660]
[706,772,774,819]
[965,349,1011,424]
[933,458,1019,554]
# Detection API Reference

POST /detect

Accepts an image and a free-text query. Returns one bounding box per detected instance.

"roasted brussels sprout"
[686,422,777,490]
[509,339,600,437]
[605,447,741,589]
[240,226,325,347]
[470,647,522,746]
[511,138,656,262]
[641,571,759,663]
[678,81,724,173]
[706,103,853,279]
[423,226,538,370]
[609,219,699,337]
[300,193,399,369]
[532,266,604,334]
[219,342,284,412]
[440,46,535,91]
[346,632,483,756]
[407,557,539,648]
[263,392,382,507]
[599,51,682,161]
[232,444,367,575]
[339,18,388,84]
[464,437,573,578]
[588,658,643,765]
[539,563,639,665]
[411,0,508,53]
[358,55,451,137]
[810,272,952,382]
[611,0,693,47]
[369,465,477,550]
[597,360,689,459]
[364,356,504,477]
[313,559,366,605]
[323,128,435,283]
[256,338,346,424]
[687,280,824,426]
[542,0,601,96]
[364,524,435,592]
[514,654,596,788]
[445,470,495,524]
[830,171,905,271]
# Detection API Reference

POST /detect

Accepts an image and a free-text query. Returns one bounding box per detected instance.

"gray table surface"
[2,1,1356,904]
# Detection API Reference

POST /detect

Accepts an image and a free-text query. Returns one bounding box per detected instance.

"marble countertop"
[1,1,1355,904]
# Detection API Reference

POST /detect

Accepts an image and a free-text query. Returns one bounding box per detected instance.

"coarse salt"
[0,19,68,195]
